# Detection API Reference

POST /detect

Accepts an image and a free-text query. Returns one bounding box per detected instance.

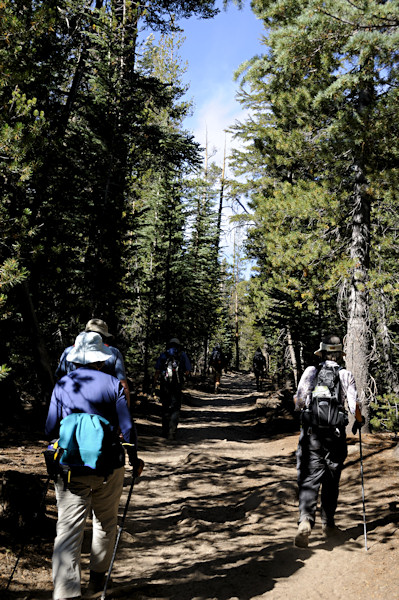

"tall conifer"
[232,0,399,414]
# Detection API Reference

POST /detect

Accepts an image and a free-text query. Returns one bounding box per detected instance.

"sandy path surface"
[2,370,399,599]
[102,371,399,600]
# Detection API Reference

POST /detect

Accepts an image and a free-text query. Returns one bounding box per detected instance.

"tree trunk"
[216,137,226,252]
[287,325,298,387]
[19,282,54,407]
[345,161,371,430]
[234,244,240,371]
[143,324,151,392]
[203,337,209,376]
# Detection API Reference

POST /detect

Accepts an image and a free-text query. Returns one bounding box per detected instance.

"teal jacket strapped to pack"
[59,413,114,470]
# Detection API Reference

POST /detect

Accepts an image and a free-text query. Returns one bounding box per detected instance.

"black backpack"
[253,352,265,370]
[161,349,181,385]
[302,364,348,430]
[210,349,223,367]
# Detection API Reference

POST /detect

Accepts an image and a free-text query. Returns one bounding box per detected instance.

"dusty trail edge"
[1,371,399,600]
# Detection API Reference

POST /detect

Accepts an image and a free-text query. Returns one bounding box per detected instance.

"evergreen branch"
[234,198,250,214]
[317,8,364,28]
[319,6,399,29]
[343,0,399,25]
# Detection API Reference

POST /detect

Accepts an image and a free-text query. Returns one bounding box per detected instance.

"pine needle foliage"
[230,0,399,407]
[0,0,234,405]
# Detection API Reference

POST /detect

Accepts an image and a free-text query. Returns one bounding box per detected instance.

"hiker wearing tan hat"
[293,334,363,548]
[55,318,130,406]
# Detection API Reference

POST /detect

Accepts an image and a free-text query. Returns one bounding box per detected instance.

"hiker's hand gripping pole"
[101,459,144,600]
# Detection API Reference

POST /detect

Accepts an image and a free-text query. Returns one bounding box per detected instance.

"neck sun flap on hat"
[66,332,113,365]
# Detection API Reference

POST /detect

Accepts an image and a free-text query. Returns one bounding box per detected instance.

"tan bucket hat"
[85,318,113,338]
[314,339,344,357]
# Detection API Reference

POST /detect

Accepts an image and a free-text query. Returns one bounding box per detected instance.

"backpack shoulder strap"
[311,363,323,386]
[335,365,344,400]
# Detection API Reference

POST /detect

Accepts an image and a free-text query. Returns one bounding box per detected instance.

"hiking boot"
[168,424,177,440]
[322,523,338,538]
[294,519,311,548]
[84,571,112,597]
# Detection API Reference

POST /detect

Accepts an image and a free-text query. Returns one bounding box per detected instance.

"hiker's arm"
[346,370,365,432]
[183,353,192,375]
[342,370,361,416]
[45,386,62,439]
[113,350,130,406]
[294,366,317,411]
[120,378,130,407]
[116,383,138,450]
[153,353,164,386]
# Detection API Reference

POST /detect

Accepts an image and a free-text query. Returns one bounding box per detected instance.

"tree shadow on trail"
[119,372,395,600]
[114,443,318,600]
[127,542,313,600]
[105,534,322,600]
[136,371,297,449]
[114,508,399,600]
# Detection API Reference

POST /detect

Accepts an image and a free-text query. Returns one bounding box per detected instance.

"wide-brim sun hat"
[314,341,345,357]
[85,318,113,338]
[67,332,113,364]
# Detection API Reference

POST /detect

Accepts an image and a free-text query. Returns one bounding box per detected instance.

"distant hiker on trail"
[293,334,364,548]
[153,337,192,441]
[45,331,143,599]
[209,344,226,393]
[55,318,131,406]
[253,347,267,391]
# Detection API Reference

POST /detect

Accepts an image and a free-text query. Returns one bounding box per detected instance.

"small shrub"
[370,394,399,433]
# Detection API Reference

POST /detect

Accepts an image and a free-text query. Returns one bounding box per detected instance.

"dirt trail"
[2,371,399,599]
[109,371,399,600]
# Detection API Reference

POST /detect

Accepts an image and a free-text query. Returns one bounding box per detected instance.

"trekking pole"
[101,460,144,600]
[5,475,51,591]
[358,426,368,551]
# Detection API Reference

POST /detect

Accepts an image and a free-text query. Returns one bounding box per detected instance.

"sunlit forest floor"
[1,371,399,599]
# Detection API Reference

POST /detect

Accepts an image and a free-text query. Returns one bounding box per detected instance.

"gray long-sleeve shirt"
[294,360,359,415]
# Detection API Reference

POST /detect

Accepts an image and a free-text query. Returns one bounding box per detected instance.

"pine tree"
[0,0,223,404]
[231,0,399,419]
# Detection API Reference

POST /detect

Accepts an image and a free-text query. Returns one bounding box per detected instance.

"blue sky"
[175,1,265,264]
[177,1,265,171]
[140,2,265,265]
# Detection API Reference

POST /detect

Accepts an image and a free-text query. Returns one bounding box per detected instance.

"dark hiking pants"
[254,369,264,391]
[160,384,182,438]
[296,427,347,527]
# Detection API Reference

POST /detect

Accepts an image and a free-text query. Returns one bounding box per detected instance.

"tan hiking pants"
[52,466,124,599]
